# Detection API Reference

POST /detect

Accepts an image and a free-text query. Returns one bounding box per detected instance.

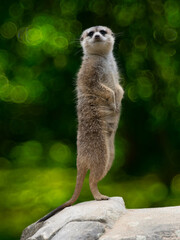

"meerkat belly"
[99,63,120,134]
[77,97,109,167]
[101,59,119,90]
[77,96,106,134]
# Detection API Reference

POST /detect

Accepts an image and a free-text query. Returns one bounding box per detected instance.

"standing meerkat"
[38,26,124,222]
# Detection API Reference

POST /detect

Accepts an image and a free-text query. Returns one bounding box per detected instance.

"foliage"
[0,0,179,239]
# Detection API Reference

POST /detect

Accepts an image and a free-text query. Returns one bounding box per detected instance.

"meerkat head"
[80,26,115,56]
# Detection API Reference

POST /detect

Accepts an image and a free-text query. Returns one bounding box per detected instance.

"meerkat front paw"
[108,92,116,111]
[116,85,124,102]
[110,102,116,111]
[115,85,124,110]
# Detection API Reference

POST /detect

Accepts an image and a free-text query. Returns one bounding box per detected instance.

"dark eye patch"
[100,30,107,35]
[87,31,94,37]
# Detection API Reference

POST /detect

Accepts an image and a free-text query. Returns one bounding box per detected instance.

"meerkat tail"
[37,167,87,222]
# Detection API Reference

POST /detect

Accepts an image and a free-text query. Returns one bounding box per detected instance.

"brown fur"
[38,26,124,222]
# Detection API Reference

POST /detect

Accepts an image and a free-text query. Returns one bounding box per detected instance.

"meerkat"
[38,26,124,222]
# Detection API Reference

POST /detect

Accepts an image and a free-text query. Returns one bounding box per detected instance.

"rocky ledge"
[21,197,180,240]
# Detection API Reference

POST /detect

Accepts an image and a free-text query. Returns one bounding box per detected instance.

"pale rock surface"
[52,221,104,240]
[100,205,180,240]
[21,197,126,240]
[21,197,180,240]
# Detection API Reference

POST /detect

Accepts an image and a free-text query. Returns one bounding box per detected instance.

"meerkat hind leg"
[89,172,109,200]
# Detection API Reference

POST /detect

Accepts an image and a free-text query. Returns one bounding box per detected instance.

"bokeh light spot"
[148,183,168,202]
[127,53,144,71]
[9,3,24,18]
[41,24,56,38]
[17,27,44,46]
[0,21,17,39]
[163,45,176,56]
[60,0,78,15]
[164,28,178,41]
[10,85,28,103]
[161,66,175,82]
[10,141,43,166]
[117,7,134,27]
[153,29,164,44]
[17,27,27,43]
[32,14,53,26]
[20,0,34,10]
[151,105,167,122]
[54,36,68,50]
[164,0,180,28]
[0,83,13,102]
[140,70,155,81]
[26,28,43,46]
[0,74,9,89]
[89,0,106,16]
[127,84,138,102]
[137,77,153,100]
[49,142,72,165]
[151,2,164,15]
[171,174,180,195]
[134,35,147,51]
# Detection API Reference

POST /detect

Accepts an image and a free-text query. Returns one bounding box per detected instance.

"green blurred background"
[0,0,180,239]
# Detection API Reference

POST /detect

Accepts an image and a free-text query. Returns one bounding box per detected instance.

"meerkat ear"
[111,33,115,37]
[80,37,83,41]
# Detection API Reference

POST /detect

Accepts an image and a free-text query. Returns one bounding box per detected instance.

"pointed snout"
[94,34,101,40]
[93,34,103,42]
[94,33,100,39]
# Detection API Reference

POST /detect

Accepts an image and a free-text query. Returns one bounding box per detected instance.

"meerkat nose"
[94,34,100,39]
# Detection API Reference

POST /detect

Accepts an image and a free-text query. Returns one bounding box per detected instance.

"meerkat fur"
[38,26,124,222]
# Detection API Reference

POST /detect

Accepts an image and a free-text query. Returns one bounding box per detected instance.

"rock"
[21,198,180,240]
[21,197,126,240]
[52,221,105,240]
[21,222,44,240]
[99,206,180,240]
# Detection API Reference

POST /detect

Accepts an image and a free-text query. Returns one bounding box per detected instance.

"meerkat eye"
[100,30,107,36]
[87,31,94,37]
